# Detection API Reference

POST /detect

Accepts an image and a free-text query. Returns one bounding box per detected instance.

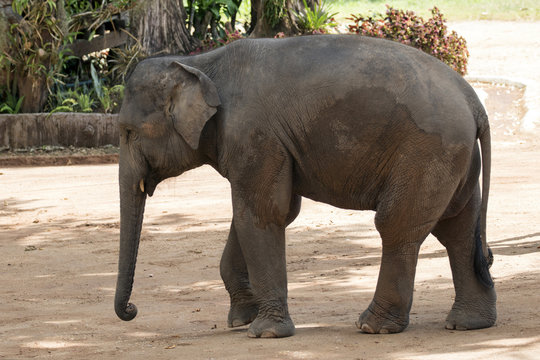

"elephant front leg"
[220,222,259,328]
[233,214,294,338]
[225,140,296,338]
[220,195,301,330]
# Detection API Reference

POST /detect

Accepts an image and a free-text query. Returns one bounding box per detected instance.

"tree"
[250,0,319,37]
[0,0,69,113]
[130,0,198,55]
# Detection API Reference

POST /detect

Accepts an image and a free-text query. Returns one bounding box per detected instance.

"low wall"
[0,113,119,149]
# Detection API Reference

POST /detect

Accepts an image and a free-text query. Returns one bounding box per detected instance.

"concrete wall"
[0,113,119,149]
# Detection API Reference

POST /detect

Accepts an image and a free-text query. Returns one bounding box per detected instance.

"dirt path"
[1,22,540,359]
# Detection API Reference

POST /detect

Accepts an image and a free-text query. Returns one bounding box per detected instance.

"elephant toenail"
[261,330,277,338]
[361,323,375,334]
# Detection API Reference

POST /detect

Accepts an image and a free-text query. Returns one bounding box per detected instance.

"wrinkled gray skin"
[115,35,496,338]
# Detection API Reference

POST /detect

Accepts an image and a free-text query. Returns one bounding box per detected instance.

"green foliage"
[294,0,337,34]
[67,0,133,35]
[348,6,469,75]
[0,0,134,113]
[91,62,124,113]
[107,42,146,84]
[64,0,94,14]
[98,84,125,114]
[187,0,241,40]
[264,0,287,28]
[1,0,76,87]
[48,86,95,113]
[64,0,133,15]
[0,93,24,114]
[47,80,124,114]
[198,0,238,19]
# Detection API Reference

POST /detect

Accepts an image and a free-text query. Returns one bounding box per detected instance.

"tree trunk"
[131,0,198,55]
[250,0,319,38]
[0,2,15,91]
[1,0,65,113]
[17,74,48,113]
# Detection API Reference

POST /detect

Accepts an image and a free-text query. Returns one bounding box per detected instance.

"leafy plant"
[98,84,124,113]
[0,0,77,111]
[4,1,76,80]
[294,0,337,34]
[48,86,95,113]
[90,61,124,113]
[264,0,287,28]
[0,93,24,114]
[107,37,146,83]
[187,0,241,40]
[1,0,134,113]
[348,6,469,75]
[68,0,133,36]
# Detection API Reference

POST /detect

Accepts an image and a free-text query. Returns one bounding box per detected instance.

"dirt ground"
[1,23,540,359]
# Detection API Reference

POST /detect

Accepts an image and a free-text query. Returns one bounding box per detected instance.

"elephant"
[114,34,496,338]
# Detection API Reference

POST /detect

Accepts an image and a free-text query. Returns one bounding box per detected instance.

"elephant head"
[114,59,221,321]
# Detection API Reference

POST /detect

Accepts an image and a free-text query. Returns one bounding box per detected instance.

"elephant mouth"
[140,173,160,197]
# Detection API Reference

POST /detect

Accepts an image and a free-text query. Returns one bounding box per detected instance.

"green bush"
[0,92,24,114]
[294,0,337,34]
[348,6,469,75]
[47,86,96,114]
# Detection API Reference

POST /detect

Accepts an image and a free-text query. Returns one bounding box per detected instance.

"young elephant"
[115,35,496,338]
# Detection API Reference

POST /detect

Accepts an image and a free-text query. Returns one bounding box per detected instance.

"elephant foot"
[445,308,496,330]
[445,285,496,330]
[247,315,295,338]
[227,301,259,328]
[445,299,496,330]
[356,301,409,334]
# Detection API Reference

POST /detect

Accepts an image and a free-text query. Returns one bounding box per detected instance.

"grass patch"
[329,0,539,21]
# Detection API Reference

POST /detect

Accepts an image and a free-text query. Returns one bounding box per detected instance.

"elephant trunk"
[115,156,147,321]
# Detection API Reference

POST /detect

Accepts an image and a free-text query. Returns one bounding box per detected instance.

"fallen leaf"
[165,345,176,349]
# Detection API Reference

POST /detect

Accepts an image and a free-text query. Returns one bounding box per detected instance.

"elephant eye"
[123,128,139,143]
[168,103,176,119]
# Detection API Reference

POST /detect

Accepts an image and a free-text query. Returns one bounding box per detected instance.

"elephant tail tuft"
[474,214,494,288]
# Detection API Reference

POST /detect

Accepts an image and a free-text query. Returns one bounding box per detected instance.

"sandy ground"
[1,22,540,359]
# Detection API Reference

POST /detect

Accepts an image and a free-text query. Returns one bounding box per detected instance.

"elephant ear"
[168,61,221,150]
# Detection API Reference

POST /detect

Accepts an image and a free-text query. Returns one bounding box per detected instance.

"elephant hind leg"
[358,190,448,334]
[432,185,497,330]
[357,214,435,334]
[358,160,462,334]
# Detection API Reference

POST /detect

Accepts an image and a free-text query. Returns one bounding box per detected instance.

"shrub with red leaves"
[348,6,469,75]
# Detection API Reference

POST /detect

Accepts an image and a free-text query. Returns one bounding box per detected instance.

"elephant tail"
[474,117,494,288]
